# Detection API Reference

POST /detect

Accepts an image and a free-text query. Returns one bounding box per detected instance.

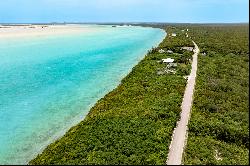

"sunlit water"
[0,25,165,164]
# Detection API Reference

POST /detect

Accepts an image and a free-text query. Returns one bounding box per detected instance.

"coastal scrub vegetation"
[182,24,249,165]
[30,26,194,165]
[29,23,249,165]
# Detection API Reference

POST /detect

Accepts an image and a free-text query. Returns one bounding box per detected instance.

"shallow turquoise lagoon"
[0,25,165,164]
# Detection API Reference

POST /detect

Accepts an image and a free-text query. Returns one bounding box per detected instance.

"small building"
[171,33,177,37]
[181,47,194,52]
[162,58,174,63]
[158,49,165,53]
[167,50,173,54]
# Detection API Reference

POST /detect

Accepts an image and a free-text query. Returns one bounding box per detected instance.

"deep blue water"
[0,25,165,164]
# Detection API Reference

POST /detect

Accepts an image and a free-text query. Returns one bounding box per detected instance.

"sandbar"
[0,24,99,39]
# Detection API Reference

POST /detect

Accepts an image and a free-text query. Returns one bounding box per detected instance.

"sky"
[0,0,249,23]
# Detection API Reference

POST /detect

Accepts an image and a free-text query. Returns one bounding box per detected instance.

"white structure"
[162,58,174,63]
[158,49,165,53]
[181,47,194,51]
[187,29,189,31]
[167,50,173,54]
[171,33,177,37]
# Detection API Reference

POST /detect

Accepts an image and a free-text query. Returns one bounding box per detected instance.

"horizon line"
[0,22,249,25]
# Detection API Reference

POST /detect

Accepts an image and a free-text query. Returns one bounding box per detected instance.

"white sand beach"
[0,24,98,39]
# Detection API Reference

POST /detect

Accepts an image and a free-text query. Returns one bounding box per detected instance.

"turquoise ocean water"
[0,25,165,164]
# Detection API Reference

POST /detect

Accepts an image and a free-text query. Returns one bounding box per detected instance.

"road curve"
[166,41,200,165]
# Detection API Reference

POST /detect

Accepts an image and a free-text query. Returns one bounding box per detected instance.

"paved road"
[166,41,200,165]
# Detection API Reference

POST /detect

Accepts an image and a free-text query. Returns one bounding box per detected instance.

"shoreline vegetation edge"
[29,25,195,165]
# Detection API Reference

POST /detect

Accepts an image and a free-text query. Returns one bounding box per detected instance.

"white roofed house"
[162,58,174,63]
[171,33,177,37]
[160,58,178,74]
[167,50,173,54]
[181,46,194,52]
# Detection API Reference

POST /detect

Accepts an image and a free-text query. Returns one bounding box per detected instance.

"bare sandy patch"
[0,24,99,39]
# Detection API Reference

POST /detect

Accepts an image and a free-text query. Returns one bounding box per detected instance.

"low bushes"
[30,26,194,165]
[183,24,249,165]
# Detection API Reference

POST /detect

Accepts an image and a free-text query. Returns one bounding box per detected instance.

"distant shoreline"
[0,24,100,39]
[1,22,248,29]
[0,24,165,39]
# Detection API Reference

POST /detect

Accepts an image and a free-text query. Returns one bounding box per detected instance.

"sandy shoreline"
[0,24,98,39]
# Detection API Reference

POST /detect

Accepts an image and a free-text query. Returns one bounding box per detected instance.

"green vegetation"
[30,26,194,165]
[30,24,248,165]
[183,24,249,165]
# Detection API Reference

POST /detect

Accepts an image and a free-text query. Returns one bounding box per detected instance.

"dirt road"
[166,41,200,165]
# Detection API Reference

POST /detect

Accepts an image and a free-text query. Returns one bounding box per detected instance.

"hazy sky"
[0,0,249,23]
